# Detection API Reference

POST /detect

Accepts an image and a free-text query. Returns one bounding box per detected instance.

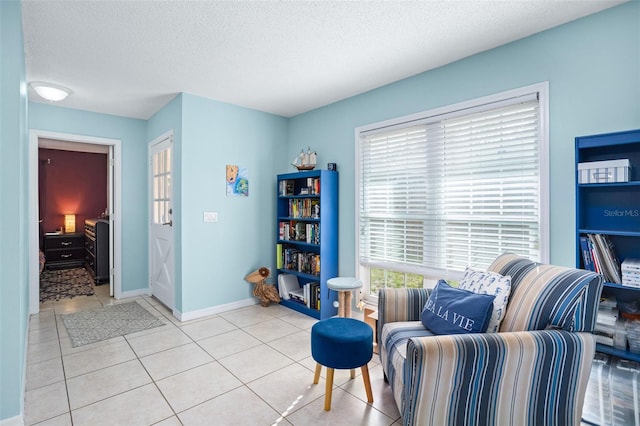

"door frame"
[28,130,122,314]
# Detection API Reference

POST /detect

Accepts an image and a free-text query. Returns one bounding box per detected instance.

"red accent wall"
[39,148,108,236]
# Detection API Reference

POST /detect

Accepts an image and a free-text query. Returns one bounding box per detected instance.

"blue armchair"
[378,253,603,426]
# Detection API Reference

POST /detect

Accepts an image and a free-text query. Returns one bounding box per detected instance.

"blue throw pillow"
[421,280,496,335]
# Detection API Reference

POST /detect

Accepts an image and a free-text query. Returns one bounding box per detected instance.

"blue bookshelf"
[276,170,339,319]
[575,129,640,362]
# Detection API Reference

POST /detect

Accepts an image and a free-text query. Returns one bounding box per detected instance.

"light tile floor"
[25,286,401,425]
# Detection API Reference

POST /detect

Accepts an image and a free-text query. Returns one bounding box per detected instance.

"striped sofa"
[378,253,604,426]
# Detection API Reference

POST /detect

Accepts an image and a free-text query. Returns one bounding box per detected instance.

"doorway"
[29,130,122,314]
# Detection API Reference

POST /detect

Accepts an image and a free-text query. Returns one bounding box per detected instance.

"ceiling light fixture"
[29,81,72,102]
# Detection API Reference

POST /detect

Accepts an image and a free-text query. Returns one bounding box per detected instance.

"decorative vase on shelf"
[292,147,317,171]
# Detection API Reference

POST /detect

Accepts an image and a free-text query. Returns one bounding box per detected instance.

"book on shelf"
[295,222,306,241]
[306,223,320,245]
[601,234,622,283]
[279,221,295,241]
[278,221,319,244]
[581,234,603,274]
[276,244,283,269]
[302,281,321,310]
[280,247,321,276]
[305,177,320,195]
[288,199,320,219]
[582,234,622,284]
[279,180,295,196]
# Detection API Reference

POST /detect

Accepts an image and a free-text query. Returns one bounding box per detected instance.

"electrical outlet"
[203,212,218,223]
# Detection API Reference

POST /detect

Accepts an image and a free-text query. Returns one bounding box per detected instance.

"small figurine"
[244,267,281,307]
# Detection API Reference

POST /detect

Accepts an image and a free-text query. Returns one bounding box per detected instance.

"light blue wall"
[179,93,288,312]
[148,93,288,314]
[29,103,148,293]
[0,0,29,420]
[3,2,638,421]
[287,1,640,271]
[29,90,290,318]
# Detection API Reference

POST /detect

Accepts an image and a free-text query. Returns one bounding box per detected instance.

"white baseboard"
[177,298,259,322]
[117,288,151,299]
[0,414,24,426]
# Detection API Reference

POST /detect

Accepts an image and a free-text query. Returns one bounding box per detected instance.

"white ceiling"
[21,0,626,119]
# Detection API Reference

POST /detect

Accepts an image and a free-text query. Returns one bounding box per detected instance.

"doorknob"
[162,220,173,226]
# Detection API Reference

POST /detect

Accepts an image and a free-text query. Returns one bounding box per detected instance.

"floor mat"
[40,267,95,302]
[61,301,165,347]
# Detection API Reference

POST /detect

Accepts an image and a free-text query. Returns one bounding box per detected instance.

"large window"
[356,84,548,300]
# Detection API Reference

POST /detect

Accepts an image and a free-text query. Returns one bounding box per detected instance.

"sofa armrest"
[377,288,430,342]
[403,330,595,426]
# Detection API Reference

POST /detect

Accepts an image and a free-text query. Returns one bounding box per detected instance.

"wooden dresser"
[42,233,85,269]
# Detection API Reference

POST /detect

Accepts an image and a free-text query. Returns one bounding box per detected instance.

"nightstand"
[43,233,85,269]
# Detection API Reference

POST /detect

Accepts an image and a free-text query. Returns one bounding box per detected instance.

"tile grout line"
[133,302,286,423]
[55,294,74,425]
[58,293,178,422]
[30,292,400,425]
[121,323,184,425]
[146,305,321,423]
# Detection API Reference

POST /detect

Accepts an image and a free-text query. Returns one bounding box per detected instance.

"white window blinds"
[358,92,543,274]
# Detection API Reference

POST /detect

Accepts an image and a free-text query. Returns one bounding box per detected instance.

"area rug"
[61,301,165,347]
[40,267,95,302]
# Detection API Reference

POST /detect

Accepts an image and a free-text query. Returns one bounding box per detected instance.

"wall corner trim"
[177,298,259,322]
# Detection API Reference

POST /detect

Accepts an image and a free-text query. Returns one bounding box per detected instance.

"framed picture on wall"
[226,164,249,197]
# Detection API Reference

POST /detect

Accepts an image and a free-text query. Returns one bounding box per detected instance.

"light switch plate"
[203,212,218,223]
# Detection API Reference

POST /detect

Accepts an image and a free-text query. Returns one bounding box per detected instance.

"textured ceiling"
[21,0,626,119]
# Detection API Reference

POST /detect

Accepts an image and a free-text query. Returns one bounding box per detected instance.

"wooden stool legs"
[313,363,322,384]
[324,368,335,411]
[337,290,353,318]
[313,362,373,411]
[361,365,374,403]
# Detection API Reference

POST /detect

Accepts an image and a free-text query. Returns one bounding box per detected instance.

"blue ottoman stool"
[311,317,374,411]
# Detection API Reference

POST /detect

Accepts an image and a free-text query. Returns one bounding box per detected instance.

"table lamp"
[64,214,76,233]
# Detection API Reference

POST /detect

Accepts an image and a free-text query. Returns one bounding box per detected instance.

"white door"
[108,145,115,297]
[149,134,174,309]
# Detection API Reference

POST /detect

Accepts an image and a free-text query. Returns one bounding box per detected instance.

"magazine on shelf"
[277,274,299,300]
[580,236,596,272]
[585,234,622,284]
